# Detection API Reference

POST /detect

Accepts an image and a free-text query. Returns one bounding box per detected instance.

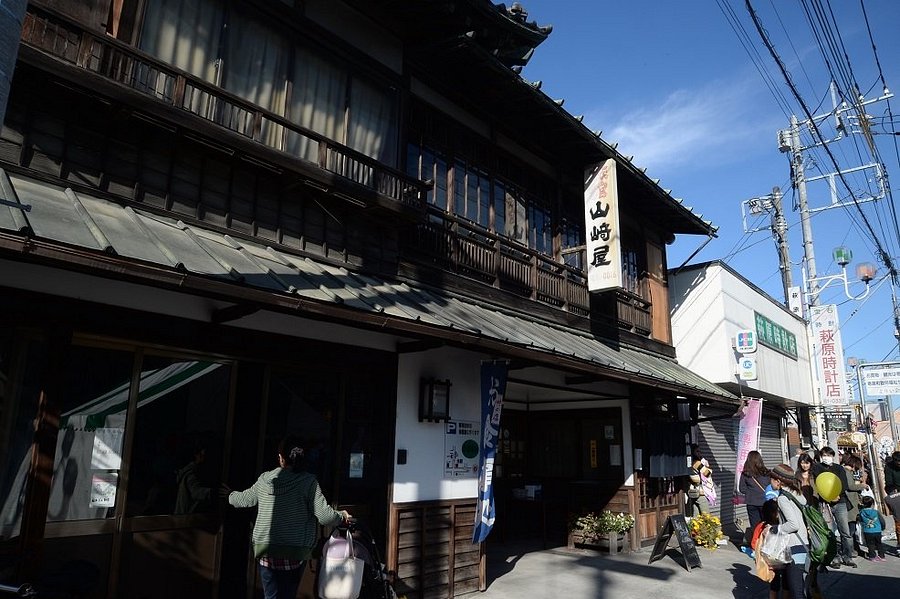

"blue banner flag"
[472,361,507,544]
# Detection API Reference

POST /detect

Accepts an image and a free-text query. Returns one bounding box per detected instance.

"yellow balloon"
[815,472,841,502]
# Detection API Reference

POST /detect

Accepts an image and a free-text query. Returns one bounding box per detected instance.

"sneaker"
[843,559,858,568]
[828,561,842,569]
[876,556,887,562]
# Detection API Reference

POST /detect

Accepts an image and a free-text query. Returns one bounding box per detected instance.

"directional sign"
[862,366,900,396]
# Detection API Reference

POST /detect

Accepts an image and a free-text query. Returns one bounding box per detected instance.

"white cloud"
[589,78,780,177]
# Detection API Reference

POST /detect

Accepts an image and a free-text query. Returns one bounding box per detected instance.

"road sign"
[862,365,900,396]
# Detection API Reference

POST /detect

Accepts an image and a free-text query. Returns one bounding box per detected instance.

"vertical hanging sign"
[732,398,762,505]
[584,159,622,292]
[473,361,508,544]
[810,304,849,406]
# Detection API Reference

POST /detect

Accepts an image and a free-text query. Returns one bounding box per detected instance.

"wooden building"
[0,1,735,597]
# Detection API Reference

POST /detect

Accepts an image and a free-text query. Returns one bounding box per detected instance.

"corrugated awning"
[0,170,734,401]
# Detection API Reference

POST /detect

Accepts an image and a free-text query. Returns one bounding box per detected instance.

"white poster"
[810,305,849,406]
[90,472,118,508]
[444,420,480,478]
[91,428,124,470]
[584,159,622,292]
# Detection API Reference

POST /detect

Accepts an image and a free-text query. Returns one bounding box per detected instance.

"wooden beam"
[212,303,260,324]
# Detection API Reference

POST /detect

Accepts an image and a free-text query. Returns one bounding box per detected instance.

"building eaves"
[0,170,734,403]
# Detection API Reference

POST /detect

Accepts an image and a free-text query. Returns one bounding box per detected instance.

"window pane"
[348,77,398,167]
[434,156,448,209]
[493,182,505,234]
[222,12,290,144]
[453,161,465,217]
[466,168,478,224]
[126,356,231,516]
[478,177,491,229]
[47,346,135,523]
[140,0,223,83]
[287,48,347,163]
[0,335,45,539]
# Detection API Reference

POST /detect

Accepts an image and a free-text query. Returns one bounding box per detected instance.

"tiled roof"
[0,170,734,401]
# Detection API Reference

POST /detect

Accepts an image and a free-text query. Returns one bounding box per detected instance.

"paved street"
[482,539,900,598]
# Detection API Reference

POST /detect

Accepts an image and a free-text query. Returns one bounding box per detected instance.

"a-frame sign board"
[647,514,702,572]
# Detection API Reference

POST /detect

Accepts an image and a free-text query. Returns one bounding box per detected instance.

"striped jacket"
[228,468,344,559]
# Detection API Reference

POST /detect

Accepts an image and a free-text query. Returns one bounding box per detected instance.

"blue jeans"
[258,563,304,599]
[830,501,853,561]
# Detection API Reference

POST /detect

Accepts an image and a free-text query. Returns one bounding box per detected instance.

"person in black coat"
[739,451,770,537]
[811,447,858,568]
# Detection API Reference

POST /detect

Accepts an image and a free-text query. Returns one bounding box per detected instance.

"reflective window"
[126,356,231,516]
[0,334,45,539]
[46,346,135,523]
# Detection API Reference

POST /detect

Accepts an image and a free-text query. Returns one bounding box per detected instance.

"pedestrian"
[812,446,857,568]
[790,447,804,472]
[751,498,787,599]
[769,464,810,599]
[739,451,771,542]
[884,452,900,496]
[222,435,350,599]
[884,485,900,553]
[858,495,886,561]
[795,453,818,508]
[174,439,212,514]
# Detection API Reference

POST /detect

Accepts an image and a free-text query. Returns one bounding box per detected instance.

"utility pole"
[771,186,792,303]
[788,115,819,306]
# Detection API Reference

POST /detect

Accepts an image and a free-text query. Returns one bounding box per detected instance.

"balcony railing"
[408,208,653,334]
[20,5,429,211]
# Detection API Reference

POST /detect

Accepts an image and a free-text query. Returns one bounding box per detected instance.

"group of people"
[738,447,899,599]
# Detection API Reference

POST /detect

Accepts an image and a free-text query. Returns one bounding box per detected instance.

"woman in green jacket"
[224,435,350,599]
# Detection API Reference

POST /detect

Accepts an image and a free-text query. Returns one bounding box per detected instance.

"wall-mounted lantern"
[420,378,451,422]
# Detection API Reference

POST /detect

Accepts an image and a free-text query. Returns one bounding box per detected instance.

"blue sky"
[519,0,900,369]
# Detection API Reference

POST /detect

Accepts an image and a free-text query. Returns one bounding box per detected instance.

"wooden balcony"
[406,209,654,335]
[19,5,429,212]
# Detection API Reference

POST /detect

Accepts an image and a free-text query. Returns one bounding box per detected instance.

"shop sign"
[735,329,757,354]
[738,356,757,380]
[810,305,849,406]
[754,311,798,359]
[825,414,851,432]
[584,159,622,292]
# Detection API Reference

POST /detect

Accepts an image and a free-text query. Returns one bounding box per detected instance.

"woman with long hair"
[769,464,810,599]
[223,436,350,599]
[795,453,818,508]
[740,450,771,533]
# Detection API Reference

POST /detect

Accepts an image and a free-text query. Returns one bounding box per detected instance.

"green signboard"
[754,311,798,360]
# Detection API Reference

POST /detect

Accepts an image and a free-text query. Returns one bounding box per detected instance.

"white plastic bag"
[318,530,365,599]
[760,525,792,567]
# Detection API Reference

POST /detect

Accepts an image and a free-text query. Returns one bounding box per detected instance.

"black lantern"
[420,378,451,422]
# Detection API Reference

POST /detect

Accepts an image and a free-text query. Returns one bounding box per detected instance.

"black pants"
[782,560,806,599]
[864,532,885,558]
[746,504,763,541]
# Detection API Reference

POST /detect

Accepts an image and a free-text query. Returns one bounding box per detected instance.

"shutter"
[696,406,742,532]
[759,413,785,469]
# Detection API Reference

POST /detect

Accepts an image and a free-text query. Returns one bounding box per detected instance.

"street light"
[807,246,877,303]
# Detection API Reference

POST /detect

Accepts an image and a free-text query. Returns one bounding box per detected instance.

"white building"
[669,260,816,535]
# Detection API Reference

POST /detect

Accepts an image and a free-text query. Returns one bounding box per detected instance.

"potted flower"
[689,513,725,550]
[569,510,635,553]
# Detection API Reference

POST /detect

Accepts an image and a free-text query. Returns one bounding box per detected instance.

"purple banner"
[733,398,762,505]
[472,362,507,544]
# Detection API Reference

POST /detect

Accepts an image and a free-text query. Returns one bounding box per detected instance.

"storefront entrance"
[0,299,396,599]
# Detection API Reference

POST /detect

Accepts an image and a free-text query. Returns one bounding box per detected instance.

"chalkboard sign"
[647,514,702,571]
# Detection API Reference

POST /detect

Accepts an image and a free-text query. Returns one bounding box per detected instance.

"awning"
[0,170,735,402]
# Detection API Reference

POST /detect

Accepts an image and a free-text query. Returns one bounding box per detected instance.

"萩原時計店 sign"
[810,305,849,406]
[754,312,797,359]
[584,159,622,293]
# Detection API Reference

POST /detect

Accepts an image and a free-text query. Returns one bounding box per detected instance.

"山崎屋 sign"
[584,159,622,293]
[754,311,798,359]
[863,365,900,396]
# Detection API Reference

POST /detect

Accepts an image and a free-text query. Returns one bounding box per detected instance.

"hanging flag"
[733,398,762,505]
[472,361,507,544]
